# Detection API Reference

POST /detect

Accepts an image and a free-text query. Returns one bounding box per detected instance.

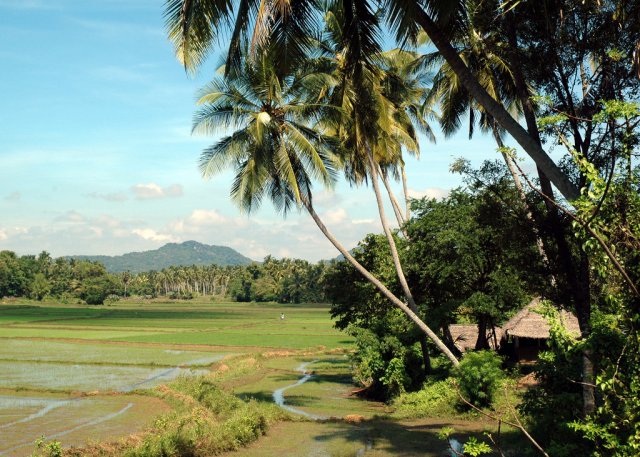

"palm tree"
[164,0,579,201]
[425,0,553,277]
[194,48,459,364]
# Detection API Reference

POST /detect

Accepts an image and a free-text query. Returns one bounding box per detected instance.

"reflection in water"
[0,396,73,429]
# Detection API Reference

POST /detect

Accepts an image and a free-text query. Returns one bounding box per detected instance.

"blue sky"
[0,0,525,262]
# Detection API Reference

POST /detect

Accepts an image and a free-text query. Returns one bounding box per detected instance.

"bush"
[393,379,458,418]
[455,350,504,408]
[125,375,288,457]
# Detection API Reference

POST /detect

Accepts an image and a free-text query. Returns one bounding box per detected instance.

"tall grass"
[124,375,290,457]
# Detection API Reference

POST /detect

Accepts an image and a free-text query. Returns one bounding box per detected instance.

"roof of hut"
[502,297,581,339]
[449,324,502,352]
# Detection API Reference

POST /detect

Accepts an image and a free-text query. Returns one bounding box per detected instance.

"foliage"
[393,379,458,418]
[348,324,425,400]
[30,437,63,457]
[454,351,504,408]
[462,437,492,456]
[126,375,288,457]
[407,181,545,349]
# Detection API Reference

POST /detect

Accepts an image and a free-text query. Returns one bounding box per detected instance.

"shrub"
[125,375,288,457]
[393,379,458,418]
[455,350,504,408]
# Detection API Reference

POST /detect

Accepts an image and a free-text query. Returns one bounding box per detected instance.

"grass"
[0,301,352,349]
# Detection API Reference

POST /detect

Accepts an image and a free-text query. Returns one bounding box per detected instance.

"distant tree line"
[0,251,330,304]
[0,251,119,305]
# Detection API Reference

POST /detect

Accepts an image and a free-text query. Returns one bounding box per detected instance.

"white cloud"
[407,187,450,200]
[0,229,7,241]
[322,208,348,225]
[131,183,183,200]
[189,209,227,225]
[132,228,178,243]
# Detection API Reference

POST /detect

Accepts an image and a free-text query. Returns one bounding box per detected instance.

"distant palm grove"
[0,250,331,304]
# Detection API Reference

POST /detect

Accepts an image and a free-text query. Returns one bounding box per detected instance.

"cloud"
[131,183,183,200]
[88,191,128,202]
[4,191,21,202]
[0,203,388,262]
[407,187,450,200]
[322,208,348,225]
[132,228,178,243]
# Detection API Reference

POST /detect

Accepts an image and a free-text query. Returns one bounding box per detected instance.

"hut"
[448,324,502,353]
[501,297,581,362]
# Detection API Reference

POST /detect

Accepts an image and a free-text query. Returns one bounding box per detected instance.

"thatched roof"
[449,324,502,352]
[502,297,581,339]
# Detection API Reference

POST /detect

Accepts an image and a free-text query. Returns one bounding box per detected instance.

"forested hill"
[68,241,254,273]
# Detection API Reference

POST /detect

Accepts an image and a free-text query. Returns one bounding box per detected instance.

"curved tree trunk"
[368,151,437,372]
[414,8,579,201]
[380,166,408,236]
[401,164,411,221]
[301,196,459,366]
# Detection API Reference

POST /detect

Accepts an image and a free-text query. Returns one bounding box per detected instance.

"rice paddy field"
[0,299,353,456]
[0,299,503,457]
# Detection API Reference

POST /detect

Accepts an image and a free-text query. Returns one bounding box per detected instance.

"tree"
[164,0,580,201]
[191,42,458,363]
[30,273,51,301]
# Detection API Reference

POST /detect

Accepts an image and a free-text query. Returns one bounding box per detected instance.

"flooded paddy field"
[0,300,350,456]
[0,392,170,457]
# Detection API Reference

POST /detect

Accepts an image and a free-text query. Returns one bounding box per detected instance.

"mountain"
[68,241,254,273]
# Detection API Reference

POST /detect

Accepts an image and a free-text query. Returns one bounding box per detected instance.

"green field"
[0,300,354,456]
[0,302,351,349]
[0,300,506,457]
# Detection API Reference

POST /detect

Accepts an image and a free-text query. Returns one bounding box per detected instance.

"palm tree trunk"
[401,164,411,222]
[379,166,408,236]
[301,196,459,366]
[503,21,595,415]
[414,8,579,201]
[492,126,554,283]
[367,151,446,372]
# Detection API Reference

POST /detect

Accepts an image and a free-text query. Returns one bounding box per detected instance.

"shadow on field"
[237,390,274,403]
[311,418,525,456]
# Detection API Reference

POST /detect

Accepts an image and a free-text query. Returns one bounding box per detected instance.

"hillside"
[68,241,254,273]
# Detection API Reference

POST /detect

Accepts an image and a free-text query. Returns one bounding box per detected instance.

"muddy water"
[272,361,326,420]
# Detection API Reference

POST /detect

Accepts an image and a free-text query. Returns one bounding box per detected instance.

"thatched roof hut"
[502,297,581,340]
[449,324,502,352]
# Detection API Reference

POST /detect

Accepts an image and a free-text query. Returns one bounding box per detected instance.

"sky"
[0,0,531,262]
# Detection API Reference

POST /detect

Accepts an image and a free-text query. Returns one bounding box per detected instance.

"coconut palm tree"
[194,47,459,364]
[425,0,554,283]
[164,0,579,201]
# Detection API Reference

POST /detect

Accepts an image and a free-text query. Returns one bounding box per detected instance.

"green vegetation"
[161,0,640,453]
[455,351,504,409]
[123,376,288,457]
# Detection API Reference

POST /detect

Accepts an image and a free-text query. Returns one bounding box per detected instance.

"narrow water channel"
[272,360,326,420]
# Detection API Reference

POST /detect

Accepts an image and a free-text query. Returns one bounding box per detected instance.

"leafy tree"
[30,273,51,301]
[407,181,544,349]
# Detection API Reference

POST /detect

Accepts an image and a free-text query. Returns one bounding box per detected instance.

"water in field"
[1,339,228,366]
[0,338,219,455]
[0,393,169,457]
[0,360,209,392]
